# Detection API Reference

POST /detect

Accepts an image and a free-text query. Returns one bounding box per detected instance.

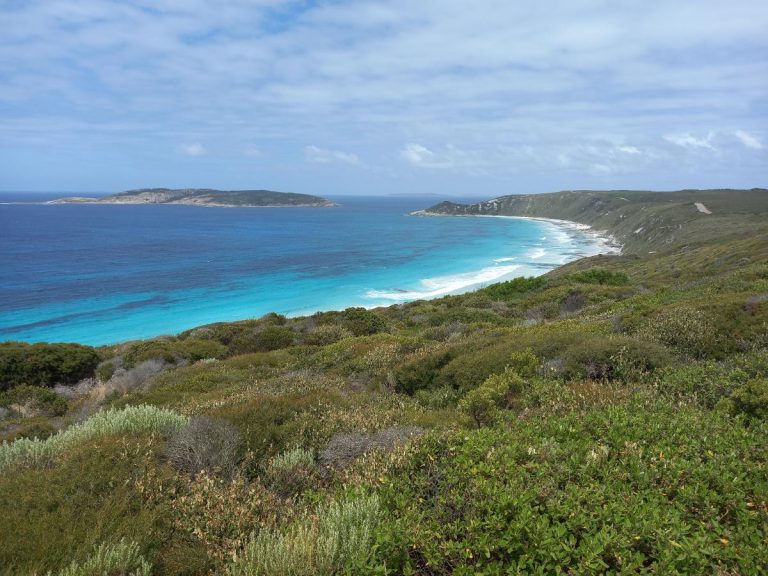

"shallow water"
[0,194,611,345]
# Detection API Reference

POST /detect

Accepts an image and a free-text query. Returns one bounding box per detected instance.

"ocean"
[0,193,614,345]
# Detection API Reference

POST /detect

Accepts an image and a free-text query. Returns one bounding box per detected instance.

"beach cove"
[0,194,618,345]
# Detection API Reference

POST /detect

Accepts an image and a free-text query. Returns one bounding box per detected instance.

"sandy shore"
[412,211,623,257]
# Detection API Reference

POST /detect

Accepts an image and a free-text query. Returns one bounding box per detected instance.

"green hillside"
[1,189,766,575]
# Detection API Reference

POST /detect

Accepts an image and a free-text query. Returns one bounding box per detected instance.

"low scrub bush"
[175,337,229,362]
[54,539,151,576]
[264,447,317,497]
[372,401,768,574]
[656,361,745,408]
[122,338,227,369]
[303,324,352,346]
[0,404,187,472]
[568,268,630,286]
[342,307,388,336]
[562,335,671,382]
[104,359,170,397]
[414,385,461,409]
[122,339,177,368]
[480,276,547,300]
[164,415,241,477]
[0,341,100,391]
[507,348,539,378]
[232,326,296,354]
[319,427,423,473]
[227,491,380,576]
[95,360,116,382]
[730,378,768,419]
[168,472,279,567]
[0,384,68,416]
[459,369,524,426]
[393,348,454,394]
[436,343,512,392]
[634,305,725,359]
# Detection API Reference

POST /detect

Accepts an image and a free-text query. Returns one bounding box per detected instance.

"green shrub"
[480,276,547,300]
[0,435,165,574]
[342,307,388,336]
[303,324,353,346]
[657,361,745,408]
[562,335,671,382]
[459,369,524,426]
[0,405,188,472]
[507,348,539,378]
[0,384,68,416]
[730,378,768,419]
[437,343,513,392]
[393,349,454,395]
[372,401,768,574]
[568,268,630,286]
[0,342,100,391]
[634,306,725,359]
[232,326,296,354]
[54,539,151,576]
[122,340,177,369]
[176,338,228,362]
[95,360,116,382]
[414,386,461,409]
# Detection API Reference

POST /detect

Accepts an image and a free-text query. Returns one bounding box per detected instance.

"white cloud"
[181,143,207,156]
[734,130,763,149]
[663,132,717,150]
[1,1,767,191]
[401,143,442,168]
[244,146,263,157]
[304,145,360,165]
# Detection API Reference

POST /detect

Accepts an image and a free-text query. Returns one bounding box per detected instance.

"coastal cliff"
[418,188,768,254]
[49,188,336,208]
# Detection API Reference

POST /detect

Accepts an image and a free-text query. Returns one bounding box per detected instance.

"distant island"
[48,188,337,208]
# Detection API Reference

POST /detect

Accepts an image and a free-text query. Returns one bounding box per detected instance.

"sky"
[0,0,766,196]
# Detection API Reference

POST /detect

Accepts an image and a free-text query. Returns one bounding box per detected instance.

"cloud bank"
[0,0,766,193]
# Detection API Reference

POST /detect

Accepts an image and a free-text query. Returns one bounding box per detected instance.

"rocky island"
[49,188,336,208]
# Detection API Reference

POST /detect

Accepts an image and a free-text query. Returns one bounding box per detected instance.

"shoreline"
[359,212,622,306]
[411,210,623,256]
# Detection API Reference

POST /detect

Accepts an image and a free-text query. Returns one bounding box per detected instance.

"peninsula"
[48,188,336,208]
[417,188,768,253]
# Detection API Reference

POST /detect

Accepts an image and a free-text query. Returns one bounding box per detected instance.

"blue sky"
[0,0,766,196]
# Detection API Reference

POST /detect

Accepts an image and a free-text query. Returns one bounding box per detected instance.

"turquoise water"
[0,194,611,345]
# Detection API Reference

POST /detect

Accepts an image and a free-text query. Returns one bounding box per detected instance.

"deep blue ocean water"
[0,193,611,345]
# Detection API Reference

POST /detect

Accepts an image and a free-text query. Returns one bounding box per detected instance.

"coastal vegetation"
[0,189,766,574]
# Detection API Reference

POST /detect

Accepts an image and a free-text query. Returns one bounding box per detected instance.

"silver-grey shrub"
[164,415,240,477]
[227,491,379,576]
[52,538,151,576]
[0,404,188,472]
[108,359,171,394]
[318,426,423,473]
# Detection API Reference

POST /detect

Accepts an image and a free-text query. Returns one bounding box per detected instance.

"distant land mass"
[417,188,768,253]
[48,188,336,208]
